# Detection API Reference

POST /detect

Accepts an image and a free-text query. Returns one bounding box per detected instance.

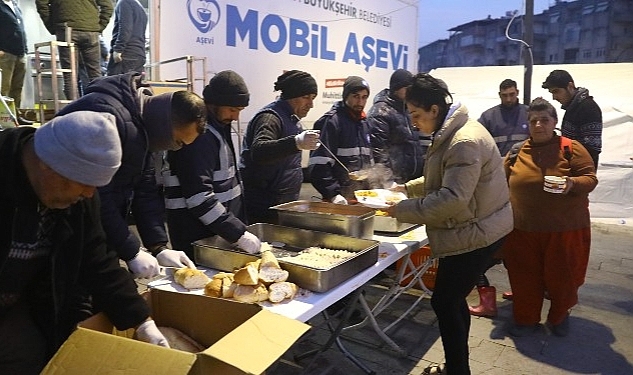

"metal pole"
[523,0,534,105]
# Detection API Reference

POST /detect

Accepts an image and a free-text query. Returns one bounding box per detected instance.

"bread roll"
[158,327,205,353]
[233,282,269,303]
[268,282,298,303]
[174,268,210,289]
[260,250,280,269]
[259,266,289,284]
[221,276,237,298]
[233,263,259,285]
[212,272,235,279]
[204,278,223,297]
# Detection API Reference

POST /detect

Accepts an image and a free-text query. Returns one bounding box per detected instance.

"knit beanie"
[274,70,318,99]
[342,76,370,100]
[34,111,122,187]
[389,69,413,91]
[202,70,250,107]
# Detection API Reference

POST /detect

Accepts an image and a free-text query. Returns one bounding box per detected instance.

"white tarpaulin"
[430,63,633,220]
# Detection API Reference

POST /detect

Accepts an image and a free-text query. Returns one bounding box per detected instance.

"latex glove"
[126,249,161,278]
[331,194,348,205]
[156,248,196,269]
[295,130,320,150]
[135,320,170,348]
[113,51,123,63]
[235,231,261,254]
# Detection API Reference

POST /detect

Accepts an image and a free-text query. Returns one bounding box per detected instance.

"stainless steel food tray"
[374,216,417,233]
[271,200,375,239]
[193,223,379,293]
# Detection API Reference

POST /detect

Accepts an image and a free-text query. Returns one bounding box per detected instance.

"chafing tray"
[374,216,417,233]
[271,200,375,239]
[193,223,379,293]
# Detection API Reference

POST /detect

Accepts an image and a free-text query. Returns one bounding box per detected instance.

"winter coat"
[35,0,113,34]
[164,118,247,257]
[110,0,147,58]
[56,73,169,261]
[0,127,149,357]
[478,102,530,156]
[367,88,424,183]
[0,0,27,57]
[561,87,602,167]
[395,103,513,258]
[309,101,373,200]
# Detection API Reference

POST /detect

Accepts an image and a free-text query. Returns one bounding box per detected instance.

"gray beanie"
[34,111,122,187]
[342,76,370,100]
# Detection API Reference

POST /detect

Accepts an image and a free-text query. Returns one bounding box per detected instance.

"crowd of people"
[0,4,603,372]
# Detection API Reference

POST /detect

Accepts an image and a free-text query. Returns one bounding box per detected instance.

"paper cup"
[544,175,566,193]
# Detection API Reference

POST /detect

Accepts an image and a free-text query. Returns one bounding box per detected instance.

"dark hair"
[171,91,206,134]
[528,97,557,120]
[405,73,453,129]
[499,79,518,91]
[542,69,574,89]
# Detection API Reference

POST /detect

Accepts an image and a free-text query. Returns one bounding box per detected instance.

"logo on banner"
[187,0,220,33]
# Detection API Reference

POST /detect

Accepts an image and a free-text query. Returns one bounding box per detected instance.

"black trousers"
[430,238,504,375]
[0,302,48,374]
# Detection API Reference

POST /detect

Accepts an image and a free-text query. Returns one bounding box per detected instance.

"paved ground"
[264,185,633,375]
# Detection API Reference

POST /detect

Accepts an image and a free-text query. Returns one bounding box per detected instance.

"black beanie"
[274,70,318,99]
[389,69,413,91]
[342,76,370,100]
[202,70,250,107]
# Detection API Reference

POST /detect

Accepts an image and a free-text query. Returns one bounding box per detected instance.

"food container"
[373,215,417,233]
[193,223,379,292]
[271,200,375,239]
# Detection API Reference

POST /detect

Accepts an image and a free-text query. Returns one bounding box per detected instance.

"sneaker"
[549,315,570,337]
[508,324,539,337]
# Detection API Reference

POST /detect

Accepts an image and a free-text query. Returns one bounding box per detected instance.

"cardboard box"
[42,289,310,375]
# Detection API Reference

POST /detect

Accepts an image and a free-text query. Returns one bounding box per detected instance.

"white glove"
[331,194,348,205]
[135,320,170,348]
[156,248,196,269]
[113,51,123,63]
[235,231,261,254]
[295,130,320,150]
[126,249,161,278]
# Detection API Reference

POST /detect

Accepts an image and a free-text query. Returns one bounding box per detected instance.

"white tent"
[429,63,633,220]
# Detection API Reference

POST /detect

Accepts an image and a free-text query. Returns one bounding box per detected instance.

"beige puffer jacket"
[395,103,513,258]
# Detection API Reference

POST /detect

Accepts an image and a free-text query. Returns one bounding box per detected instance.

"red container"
[396,245,438,290]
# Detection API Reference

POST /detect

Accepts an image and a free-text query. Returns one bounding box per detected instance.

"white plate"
[354,189,407,209]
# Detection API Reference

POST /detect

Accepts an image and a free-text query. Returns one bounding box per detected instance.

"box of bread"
[41,288,309,375]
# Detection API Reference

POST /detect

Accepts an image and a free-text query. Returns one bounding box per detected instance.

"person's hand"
[331,194,348,205]
[113,51,123,63]
[295,130,320,150]
[563,177,574,194]
[389,183,407,195]
[126,249,161,278]
[235,231,261,254]
[156,249,196,269]
[383,203,397,217]
[135,320,169,348]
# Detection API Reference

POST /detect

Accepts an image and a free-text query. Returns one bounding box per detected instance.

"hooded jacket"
[56,73,170,261]
[395,103,513,258]
[0,127,150,358]
[367,88,424,183]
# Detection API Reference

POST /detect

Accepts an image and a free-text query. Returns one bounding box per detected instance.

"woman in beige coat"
[387,73,513,375]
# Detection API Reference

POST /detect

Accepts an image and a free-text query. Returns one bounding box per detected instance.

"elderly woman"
[388,73,513,375]
[502,97,598,337]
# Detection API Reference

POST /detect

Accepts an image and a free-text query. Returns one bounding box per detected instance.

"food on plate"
[173,268,210,289]
[268,282,298,303]
[157,327,205,353]
[278,247,356,269]
[259,266,289,284]
[233,282,269,303]
[354,190,379,198]
[233,263,259,285]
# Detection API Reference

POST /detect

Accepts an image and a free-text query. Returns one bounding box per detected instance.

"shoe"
[549,315,570,337]
[17,116,34,126]
[469,286,498,317]
[422,363,446,375]
[502,291,513,300]
[508,324,539,337]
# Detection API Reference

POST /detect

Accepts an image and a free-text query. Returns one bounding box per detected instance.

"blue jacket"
[56,73,169,260]
[478,102,529,157]
[309,101,373,200]
[164,118,246,257]
[110,0,147,58]
[0,0,27,56]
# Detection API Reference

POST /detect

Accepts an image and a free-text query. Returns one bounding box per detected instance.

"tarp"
[429,63,633,220]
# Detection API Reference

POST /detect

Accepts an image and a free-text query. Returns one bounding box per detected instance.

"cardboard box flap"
[203,309,309,374]
[42,327,196,375]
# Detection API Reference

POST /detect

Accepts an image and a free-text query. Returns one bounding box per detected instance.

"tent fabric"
[429,63,633,220]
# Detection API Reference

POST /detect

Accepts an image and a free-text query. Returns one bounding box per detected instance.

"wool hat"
[342,76,370,100]
[274,70,318,99]
[34,111,122,187]
[389,69,413,91]
[542,70,574,89]
[202,70,250,107]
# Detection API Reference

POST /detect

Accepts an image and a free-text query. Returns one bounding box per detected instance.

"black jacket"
[0,0,27,56]
[0,127,149,358]
[110,0,147,58]
[561,87,602,168]
[56,73,169,260]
